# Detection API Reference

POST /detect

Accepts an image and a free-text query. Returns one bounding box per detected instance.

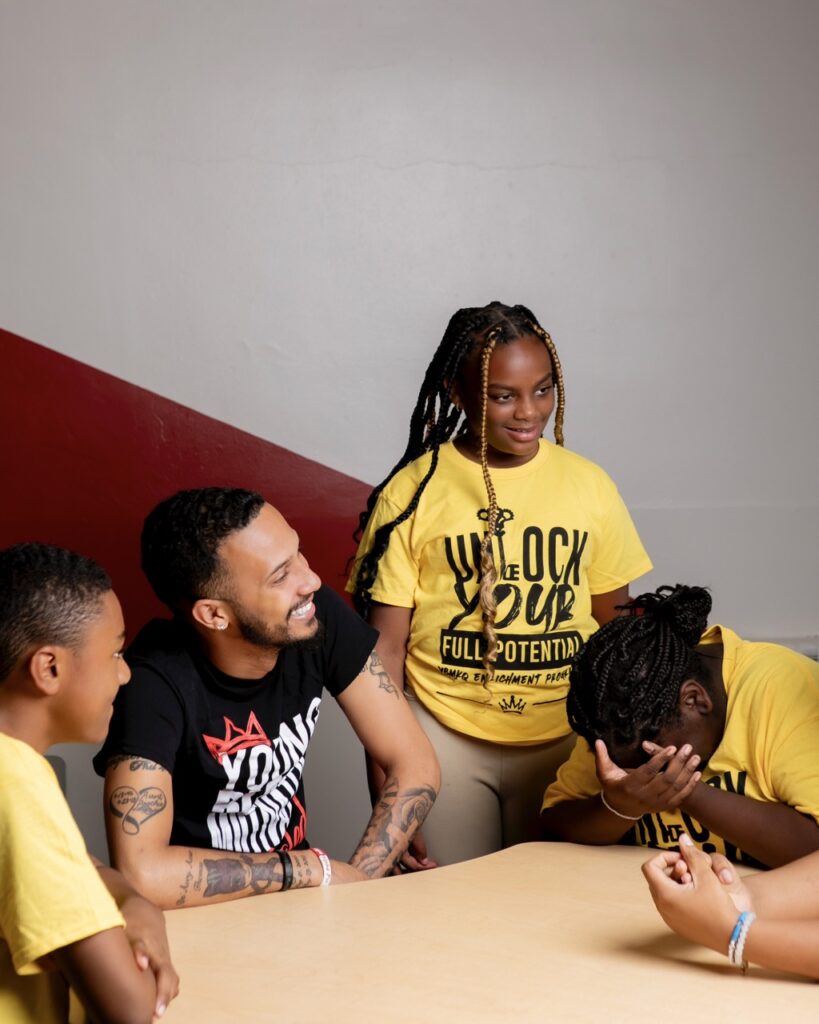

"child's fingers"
[710,852,735,885]
[131,939,150,971]
[678,832,714,881]
[641,849,685,889]
[639,745,678,778]
[593,739,619,780]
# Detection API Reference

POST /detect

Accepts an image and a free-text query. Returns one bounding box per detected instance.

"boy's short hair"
[0,543,112,682]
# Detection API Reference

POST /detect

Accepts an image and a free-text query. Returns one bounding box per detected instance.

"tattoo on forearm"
[367,650,401,700]
[351,773,436,877]
[203,854,284,897]
[109,786,167,835]
[289,851,315,889]
[176,849,194,907]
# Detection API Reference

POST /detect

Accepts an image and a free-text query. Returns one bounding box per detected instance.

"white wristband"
[312,847,332,886]
[728,911,756,971]
[600,790,643,821]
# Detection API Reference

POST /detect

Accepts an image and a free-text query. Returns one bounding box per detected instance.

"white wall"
[3,0,818,855]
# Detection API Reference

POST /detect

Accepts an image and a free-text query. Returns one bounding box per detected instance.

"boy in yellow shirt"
[0,543,178,1024]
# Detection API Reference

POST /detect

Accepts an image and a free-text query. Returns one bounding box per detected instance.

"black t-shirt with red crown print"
[94,586,377,853]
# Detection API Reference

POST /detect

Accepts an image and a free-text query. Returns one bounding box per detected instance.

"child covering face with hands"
[541,584,819,868]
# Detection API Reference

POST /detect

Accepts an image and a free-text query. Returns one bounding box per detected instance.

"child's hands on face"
[594,739,701,819]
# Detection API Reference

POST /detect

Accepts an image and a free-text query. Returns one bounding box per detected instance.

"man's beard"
[232,601,323,653]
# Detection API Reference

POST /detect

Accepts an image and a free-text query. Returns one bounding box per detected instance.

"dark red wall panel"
[0,328,371,635]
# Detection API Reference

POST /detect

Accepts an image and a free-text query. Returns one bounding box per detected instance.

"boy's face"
[59,590,131,743]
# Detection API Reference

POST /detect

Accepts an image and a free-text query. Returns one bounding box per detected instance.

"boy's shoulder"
[0,731,53,788]
[0,732,84,850]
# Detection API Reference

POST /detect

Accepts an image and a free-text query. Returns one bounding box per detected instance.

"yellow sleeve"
[767,657,819,823]
[541,735,601,810]
[346,490,418,609]
[0,760,124,975]
[586,470,652,595]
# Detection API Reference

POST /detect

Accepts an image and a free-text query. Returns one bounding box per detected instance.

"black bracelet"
[279,849,293,892]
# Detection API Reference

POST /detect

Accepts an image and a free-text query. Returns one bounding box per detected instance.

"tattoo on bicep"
[129,758,169,773]
[350,773,436,877]
[109,785,167,835]
[203,854,283,898]
[106,755,169,774]
[366,650,401,700]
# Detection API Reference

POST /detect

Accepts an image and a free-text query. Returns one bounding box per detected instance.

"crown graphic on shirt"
[498,694,526,714]
[203,711,272,764]
[477,506,514,537]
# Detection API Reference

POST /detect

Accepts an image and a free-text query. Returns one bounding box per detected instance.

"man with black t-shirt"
[94,488,440,908]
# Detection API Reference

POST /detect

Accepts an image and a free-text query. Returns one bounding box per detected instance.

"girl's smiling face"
[453,332,556,468]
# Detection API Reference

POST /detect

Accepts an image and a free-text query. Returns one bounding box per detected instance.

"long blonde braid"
[477,331,500,679]
[529,322,566,447]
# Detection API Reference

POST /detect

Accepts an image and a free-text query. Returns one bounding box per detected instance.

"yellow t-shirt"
[349,440,652,744]
[542,626,819,862]
[0,733,125,1024]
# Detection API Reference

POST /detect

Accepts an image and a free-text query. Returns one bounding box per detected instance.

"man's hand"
[329,860,368,885]
[396,829,437,873]
[595,739,701,818]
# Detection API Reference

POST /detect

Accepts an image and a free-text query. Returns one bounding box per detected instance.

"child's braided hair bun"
[627,584,712,649]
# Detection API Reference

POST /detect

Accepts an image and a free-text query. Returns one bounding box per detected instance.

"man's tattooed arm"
[104,755,324,908]
[350,773,437,878]
[365,649,402,700]
[106,754,170,773]
[199,851,316,900]
[339,642,441,877]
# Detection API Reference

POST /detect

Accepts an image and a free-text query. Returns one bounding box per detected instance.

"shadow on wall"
[1,326,374,859]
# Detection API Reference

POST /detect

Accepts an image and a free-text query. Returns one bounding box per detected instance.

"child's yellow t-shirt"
[543,626,819,862]
[349,440,652,744]
[0,733,125,1024]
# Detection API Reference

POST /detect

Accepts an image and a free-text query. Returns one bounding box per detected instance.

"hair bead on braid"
[351,301,566,681]
[566,584,712,753]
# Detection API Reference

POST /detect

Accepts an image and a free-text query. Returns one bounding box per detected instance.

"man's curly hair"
[141,487,265,611]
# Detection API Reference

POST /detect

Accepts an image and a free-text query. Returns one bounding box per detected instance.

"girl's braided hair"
[352,301,565,678]
[567,584,713,751]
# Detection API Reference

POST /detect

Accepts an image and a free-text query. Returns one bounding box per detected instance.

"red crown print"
[203,711,272,764]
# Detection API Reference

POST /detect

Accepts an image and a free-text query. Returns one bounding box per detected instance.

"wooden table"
[162,843,817,1022]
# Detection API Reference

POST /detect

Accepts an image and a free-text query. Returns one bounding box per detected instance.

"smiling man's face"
[216,503,322,651]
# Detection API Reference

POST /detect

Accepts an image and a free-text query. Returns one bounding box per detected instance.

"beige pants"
[407,691,576,866]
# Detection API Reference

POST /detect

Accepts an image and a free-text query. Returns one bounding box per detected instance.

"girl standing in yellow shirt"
[348,301,651,866]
